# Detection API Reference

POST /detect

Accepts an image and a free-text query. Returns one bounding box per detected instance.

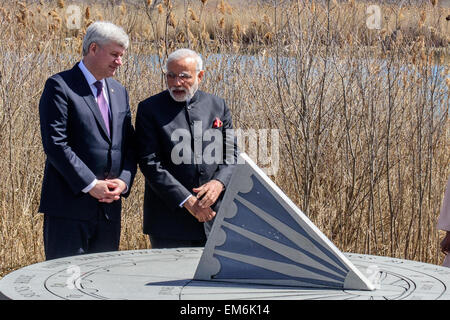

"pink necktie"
[94,80,110,136]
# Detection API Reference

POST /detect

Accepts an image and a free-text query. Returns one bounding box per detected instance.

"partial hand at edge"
[441,231,450,254]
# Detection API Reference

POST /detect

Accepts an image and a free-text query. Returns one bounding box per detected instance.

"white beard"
[169,79,198,102]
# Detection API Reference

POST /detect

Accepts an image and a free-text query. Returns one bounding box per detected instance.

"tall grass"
[0,0,449,278]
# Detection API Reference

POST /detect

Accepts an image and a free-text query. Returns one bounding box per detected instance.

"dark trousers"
[43,209,121,260]
[149,236,206,249]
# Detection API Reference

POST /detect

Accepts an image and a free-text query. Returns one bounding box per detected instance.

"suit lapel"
[73,64,111,142]
[105,78,117,142]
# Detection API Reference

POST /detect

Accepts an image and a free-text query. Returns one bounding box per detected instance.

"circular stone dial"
[1,248,449,300]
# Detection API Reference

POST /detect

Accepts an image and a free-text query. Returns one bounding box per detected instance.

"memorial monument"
[1,153,450,300]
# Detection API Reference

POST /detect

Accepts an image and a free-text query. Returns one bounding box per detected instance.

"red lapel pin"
[212,117,223,128]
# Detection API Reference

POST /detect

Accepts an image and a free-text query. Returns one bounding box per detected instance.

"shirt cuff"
[82,179,97,193]
[215,179,226,190]
[179,194,193,208]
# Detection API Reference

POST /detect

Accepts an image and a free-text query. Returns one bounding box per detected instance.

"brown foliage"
[0,0,448,277]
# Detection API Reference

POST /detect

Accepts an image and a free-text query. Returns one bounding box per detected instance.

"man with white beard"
[135,48,238,248]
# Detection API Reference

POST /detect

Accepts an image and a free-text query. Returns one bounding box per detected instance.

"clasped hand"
[88,178,127,203]
[184,180,224,223]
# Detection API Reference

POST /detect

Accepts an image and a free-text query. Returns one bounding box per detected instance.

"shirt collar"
[78,60,105,87]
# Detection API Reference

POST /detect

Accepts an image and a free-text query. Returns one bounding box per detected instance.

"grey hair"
[82,21,129,56]
[166,48,203,71]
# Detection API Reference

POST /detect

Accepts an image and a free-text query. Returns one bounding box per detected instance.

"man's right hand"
[88,180,121,203]
[183,195,216,223]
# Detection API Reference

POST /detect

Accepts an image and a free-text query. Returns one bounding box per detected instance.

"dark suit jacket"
[136,90,238,241]
[38,63,136,222]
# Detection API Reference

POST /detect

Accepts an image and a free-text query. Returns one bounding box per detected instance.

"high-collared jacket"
[136,89,238,241]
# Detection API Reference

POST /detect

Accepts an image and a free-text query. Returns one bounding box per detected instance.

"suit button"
[190,121,194,126]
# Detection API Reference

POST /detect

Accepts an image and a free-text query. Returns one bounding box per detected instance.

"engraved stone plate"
[2,153,449,300]
[1,248,450,300]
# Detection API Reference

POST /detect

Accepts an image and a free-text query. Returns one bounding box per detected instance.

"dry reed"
[0,0,449,278]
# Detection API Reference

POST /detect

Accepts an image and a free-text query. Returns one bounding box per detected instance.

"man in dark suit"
[38,21,136,260]
[135,48,238,248]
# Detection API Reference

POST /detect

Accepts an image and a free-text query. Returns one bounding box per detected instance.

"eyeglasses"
[165,71,194,81]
